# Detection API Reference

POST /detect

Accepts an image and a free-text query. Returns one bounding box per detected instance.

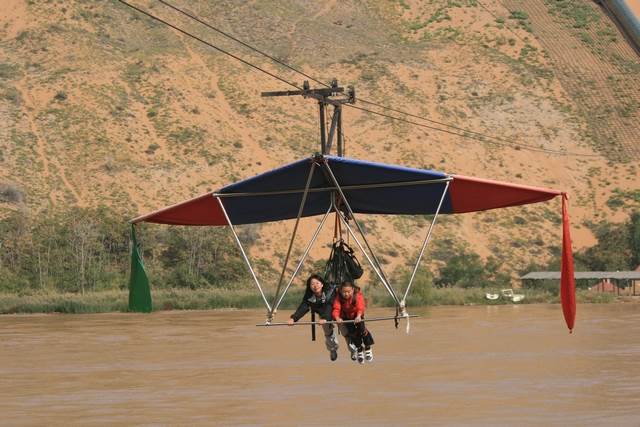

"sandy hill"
[1,0,639,284]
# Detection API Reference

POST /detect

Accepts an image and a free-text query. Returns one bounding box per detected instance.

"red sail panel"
[561,193,576,332]
[131,193,228,226]
[450,175,561,213]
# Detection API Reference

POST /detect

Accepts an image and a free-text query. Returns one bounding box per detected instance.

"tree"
[435,251,487,288]
[485,256,512,288]
[581,216,633,271]
[158,226,249,288]
[70,213,100,294]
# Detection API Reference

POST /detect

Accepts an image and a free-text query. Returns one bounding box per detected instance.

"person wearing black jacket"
[288,274,340,361]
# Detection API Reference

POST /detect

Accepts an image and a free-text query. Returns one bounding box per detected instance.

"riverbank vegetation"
[0,288,618,315]
[0,207,638,314]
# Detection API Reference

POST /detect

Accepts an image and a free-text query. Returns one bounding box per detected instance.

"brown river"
[2,304,639,426]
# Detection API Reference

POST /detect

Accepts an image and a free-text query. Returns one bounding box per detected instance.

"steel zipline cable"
[115,0,302,91]
[476,0,531,45]
[154,0,535,149]
[347,104,578,155]
[357,98,538,149]
[117,0,598,157]
[156,0,331,89]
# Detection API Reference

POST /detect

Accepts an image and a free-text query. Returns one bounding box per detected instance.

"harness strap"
[394,306,399,329]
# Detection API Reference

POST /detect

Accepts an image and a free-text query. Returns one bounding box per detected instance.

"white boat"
[501,289,514,298]
[485,293,500,300]
[501,289,525,302]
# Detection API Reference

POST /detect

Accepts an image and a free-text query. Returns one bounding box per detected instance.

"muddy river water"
[1,304,639,426]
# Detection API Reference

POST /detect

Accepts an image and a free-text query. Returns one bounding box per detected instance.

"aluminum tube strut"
[337,105,343,157]
[321,159,400,304]
[319,102,326,154]
[217,197,271,312]
[402,180,451,304]
[273,204,332,312]
[326,106,340,154]
[336,210,401,306]
[270,162,317,318]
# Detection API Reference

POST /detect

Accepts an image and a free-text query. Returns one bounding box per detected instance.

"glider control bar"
[256,314,420,327]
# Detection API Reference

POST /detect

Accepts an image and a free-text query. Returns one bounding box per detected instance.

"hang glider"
[132,155,561,225]
[130,154,576,331]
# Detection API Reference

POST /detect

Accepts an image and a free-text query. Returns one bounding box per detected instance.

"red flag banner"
[561,193,576,332]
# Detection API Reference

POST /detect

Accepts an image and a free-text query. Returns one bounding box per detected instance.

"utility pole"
[261,79,356,157]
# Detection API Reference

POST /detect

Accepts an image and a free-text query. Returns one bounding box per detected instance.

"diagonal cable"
[116,0,301,90]
[118,0,600,157]
[346,104,599,156]
[157,0,331,88]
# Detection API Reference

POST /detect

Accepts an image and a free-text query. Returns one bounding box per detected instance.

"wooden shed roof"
[521,271,640,280]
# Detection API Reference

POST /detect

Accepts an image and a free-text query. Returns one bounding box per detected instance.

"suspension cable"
[115,0,302,90]
[118,0,600,157]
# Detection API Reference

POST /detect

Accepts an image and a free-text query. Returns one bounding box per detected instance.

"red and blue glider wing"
[131,155,575,330]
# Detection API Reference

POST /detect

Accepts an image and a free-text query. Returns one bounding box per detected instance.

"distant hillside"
[1,0,639,285]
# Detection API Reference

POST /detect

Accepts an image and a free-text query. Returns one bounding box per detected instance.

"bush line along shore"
[0,287,619,315]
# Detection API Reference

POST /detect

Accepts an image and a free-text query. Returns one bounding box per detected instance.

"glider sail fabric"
[218,156,452,224]
[131,193,228,226]
[130,155,576,330]
[449,175,560,212]
[128,224,152,313]
[131,156,564,225]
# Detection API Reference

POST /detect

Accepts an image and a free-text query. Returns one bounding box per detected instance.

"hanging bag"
[324,239,363,284]
[339,240,363,280]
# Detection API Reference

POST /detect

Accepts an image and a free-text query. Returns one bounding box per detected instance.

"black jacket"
[290,284,336,321]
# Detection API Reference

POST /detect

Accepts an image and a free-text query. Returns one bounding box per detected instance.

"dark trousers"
[341,321,374,349]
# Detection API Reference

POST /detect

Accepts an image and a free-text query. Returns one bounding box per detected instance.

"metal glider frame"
[219,154,452,326]
[217,196,272,312]
[269,161,317,320]
[402,180,451,307]
[272,205,332,313]
[321,158,401,307]
[217,159,328,324]
[257,314,420,327]
[321,157,452,321]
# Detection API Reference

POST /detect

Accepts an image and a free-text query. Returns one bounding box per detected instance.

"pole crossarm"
[261,81,354,106]
[261,86,343,98]
[262,80,354,155]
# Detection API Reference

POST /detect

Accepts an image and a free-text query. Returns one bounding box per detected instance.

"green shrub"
[509,11,529,20]
[54,91,67,101]
[435,251,486,288]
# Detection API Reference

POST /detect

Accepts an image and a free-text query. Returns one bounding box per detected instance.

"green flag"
[128,224,152,312]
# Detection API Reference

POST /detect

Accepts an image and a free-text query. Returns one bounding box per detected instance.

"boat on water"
[484,289,525,302]
[501,289,525,303]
